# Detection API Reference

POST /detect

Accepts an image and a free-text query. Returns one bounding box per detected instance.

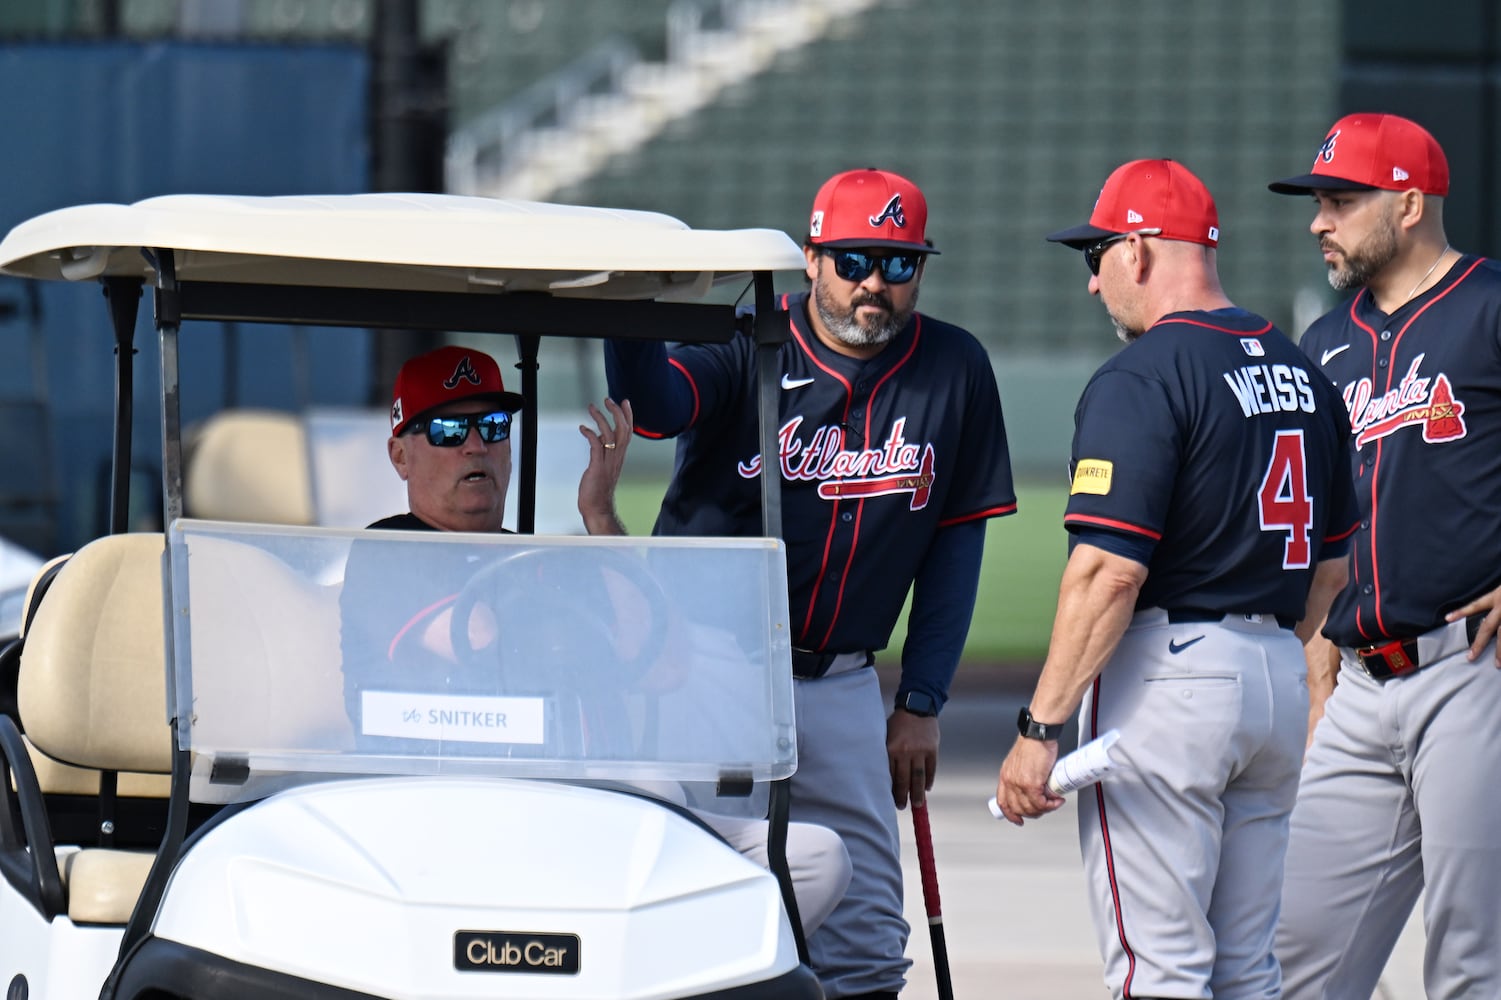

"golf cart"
[0,194,814,999]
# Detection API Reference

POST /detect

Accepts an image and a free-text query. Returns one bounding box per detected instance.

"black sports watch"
[1017,707,1065,741]
[896,691,939,717]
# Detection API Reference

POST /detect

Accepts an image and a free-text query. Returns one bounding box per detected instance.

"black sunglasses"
[1083,228,1162,276]
[1083,234,1128,276]
[821,248,921,285]
[411,410,512,447]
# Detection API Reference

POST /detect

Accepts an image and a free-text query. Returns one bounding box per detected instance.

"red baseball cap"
[1047,159,1220,250]
[808,168,939,254]
[1268,113,1449,196]
[390,345,523,436]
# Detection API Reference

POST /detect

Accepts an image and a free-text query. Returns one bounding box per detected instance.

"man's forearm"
[1026,543,1148,724]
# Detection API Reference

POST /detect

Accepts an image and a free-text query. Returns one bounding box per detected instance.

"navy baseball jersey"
[1065,308,1359,618]
[605,291,1016,654]
[1298,254,1501,647]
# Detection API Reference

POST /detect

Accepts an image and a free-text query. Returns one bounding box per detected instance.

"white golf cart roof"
[0,192,806,298]
[0,191,802,534]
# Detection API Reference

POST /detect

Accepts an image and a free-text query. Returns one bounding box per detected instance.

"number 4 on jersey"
[1258,429,1312,569]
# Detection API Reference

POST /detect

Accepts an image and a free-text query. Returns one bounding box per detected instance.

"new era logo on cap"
[1045,159,1220,250]
[1269,112,1449,197]
[807,168,939,254]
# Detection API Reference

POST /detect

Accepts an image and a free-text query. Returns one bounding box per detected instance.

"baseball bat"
[912,800,956,1000]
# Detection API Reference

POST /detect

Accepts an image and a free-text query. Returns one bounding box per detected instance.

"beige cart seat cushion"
[185,410,313,525]
[58,847,155,924]
[18,532,172,775]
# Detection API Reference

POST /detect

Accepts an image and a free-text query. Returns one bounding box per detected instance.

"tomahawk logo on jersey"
[1338,353,1468,445]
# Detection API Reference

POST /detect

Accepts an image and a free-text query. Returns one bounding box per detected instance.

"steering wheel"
[447,545,672,695]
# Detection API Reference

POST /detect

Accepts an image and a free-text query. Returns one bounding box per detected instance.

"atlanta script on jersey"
[1298,255,1501,647]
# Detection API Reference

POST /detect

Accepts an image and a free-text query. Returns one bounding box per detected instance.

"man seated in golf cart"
[338,345,851,935]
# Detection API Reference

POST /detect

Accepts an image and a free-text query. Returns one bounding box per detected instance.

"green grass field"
[614,479,1069,665]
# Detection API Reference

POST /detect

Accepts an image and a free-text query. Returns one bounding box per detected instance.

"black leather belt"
[791,649,874,680]
[1353,613,1484,680]
[1166,608,1298,631]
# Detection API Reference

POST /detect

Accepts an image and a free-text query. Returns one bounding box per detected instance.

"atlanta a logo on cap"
[1318,130,1340,164]
[869,194,906,228]
[444,355,483,390]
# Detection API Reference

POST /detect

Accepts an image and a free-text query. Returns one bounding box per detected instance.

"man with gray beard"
[1268,112,1501,999]
[603,168,1016,1000]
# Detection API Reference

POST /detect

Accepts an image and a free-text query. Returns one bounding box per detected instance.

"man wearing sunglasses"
[604,168,1017,1000]
[340,343,633,721]
[994,160,1359,1000]
[378,344,631,536]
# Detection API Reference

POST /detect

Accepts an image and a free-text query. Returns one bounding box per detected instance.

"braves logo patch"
[444,355,483,390]
[869,194,906,229]
[1341,353,1468,446]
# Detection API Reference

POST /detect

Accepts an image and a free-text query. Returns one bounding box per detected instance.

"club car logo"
[455,931,580,975]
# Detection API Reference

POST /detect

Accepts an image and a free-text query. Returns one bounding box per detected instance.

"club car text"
[455,931,580,974]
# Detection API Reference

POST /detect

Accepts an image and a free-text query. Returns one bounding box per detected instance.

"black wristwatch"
[1017,707,1065,741]
[896,691,939,717]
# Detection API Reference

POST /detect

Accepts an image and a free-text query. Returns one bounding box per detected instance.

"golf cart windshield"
[170,519,797,802]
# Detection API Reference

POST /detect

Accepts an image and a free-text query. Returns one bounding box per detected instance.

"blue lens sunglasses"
[821,248,921,284]
[412,410,512,447]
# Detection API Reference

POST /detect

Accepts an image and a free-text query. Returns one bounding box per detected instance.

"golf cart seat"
[184,409,313,525]
[0,532,173,924]
[3,550,170,811]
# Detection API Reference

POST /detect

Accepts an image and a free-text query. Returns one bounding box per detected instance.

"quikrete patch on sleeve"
[1071,459,1114,496]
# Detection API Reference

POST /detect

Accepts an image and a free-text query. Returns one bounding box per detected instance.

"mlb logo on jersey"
[1240,338,1265,357]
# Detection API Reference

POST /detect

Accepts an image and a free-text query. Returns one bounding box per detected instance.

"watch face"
[901,692,938,717]
[1017,707,1060,739]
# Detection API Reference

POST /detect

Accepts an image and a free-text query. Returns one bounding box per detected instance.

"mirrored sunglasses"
[822,248,921,284]
[413,410,512,447]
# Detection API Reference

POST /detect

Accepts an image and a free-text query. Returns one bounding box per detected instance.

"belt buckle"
[1356,639,1417,679]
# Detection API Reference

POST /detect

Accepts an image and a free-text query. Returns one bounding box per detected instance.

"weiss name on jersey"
[1223,364,1316,417]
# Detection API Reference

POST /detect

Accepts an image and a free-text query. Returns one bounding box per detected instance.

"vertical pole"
[750,271,807,960]
[103,278,142,535]
[753,272,784,538]
[154,251,185,531]
[515,334,541,534]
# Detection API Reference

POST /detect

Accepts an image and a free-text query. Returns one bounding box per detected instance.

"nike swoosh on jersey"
[1167,635,1205,654]
[781,375,816,390]
[1320,344,1351,364]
